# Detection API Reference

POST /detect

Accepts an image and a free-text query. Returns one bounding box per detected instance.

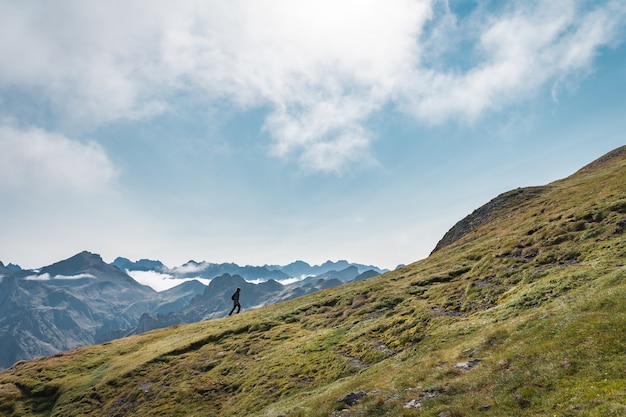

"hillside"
[1,146,625,416]
[0,254,381,369]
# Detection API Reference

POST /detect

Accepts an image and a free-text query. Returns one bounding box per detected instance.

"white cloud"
[0,0,623,172]
[0,123,117,192]
[0,1,169,126]
[158,0,429,172]
[169,262,211,275]
[53,273,96,280]
[126,270,210,292]
[24,273,51,281]
[23,272,95,281]
[404,0,626,123]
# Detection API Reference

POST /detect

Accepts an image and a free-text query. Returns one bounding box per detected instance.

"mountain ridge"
[431,185,547,254]
[112,257,388,282]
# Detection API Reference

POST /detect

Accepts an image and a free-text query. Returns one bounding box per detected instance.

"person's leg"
[236,302,241,314]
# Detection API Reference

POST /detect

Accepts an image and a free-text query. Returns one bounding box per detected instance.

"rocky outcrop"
[431,186,546,254]
[573,144,626,174]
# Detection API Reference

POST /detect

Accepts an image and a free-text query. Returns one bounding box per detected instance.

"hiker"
[229,287,241,315]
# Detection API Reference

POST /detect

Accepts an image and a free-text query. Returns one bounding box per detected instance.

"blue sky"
[1,0,625,271]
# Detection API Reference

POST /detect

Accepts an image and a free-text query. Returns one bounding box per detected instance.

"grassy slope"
[1,147,625,417]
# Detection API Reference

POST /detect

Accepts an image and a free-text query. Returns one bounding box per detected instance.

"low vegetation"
[1,146,625,416]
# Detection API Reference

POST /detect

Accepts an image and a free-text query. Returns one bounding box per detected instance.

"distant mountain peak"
[44,251,104,272]
[8,263,21,270]
[0,261,11,276]
[112,257,166,272]
[1,262,22,272]
[39,251,143,288]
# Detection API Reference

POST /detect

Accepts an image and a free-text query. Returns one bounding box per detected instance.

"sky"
[1,0,625,271]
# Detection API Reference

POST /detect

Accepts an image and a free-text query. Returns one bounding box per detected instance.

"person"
[229,287,241,315]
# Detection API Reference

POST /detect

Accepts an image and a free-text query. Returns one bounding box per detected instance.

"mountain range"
[0,255,384,369]
[112,256,386,281]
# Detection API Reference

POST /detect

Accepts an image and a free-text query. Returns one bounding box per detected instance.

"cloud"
[0,0,624,172]
[158,0,429,173]
[404,0,626,123]
[169,262,211,275]
[23,272,96,281]
[24,273,51,281]
[0,123,117,192]
[125,270,211,292]
[53,273,97,280]
[0,1,169,126]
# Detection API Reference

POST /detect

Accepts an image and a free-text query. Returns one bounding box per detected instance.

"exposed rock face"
[453,359,481,370]
[136,313,161,334]
[431,187,546,254]
[338,390,366,406]
[573,144,626,174]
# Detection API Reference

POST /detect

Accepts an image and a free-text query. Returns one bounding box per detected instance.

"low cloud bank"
[126,270,211,292]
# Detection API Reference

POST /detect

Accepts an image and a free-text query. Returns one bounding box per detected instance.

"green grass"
[1,146,625,416]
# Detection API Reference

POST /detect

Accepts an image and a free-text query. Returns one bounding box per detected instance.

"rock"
[403,399,422,409]
[515,394,531,408]
[337,390,366,406]
[453,359,481,370]
[431,187,545,253]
